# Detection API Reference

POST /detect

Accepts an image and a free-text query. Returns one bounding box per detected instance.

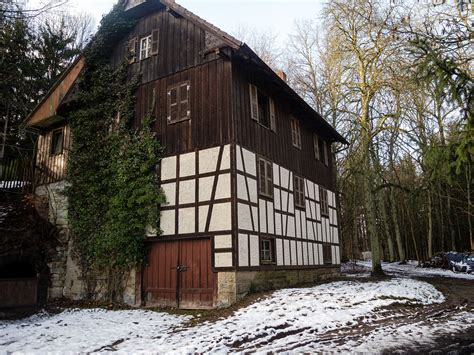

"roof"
[25,0,347,144]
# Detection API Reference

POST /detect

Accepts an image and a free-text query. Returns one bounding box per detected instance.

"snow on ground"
[353,260,474,280]
[1,278,461,354]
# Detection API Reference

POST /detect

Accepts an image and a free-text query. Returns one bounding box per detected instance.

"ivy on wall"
[66,1,165,301]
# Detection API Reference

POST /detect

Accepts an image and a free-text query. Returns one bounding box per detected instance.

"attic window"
[167,81,190,124]
[291,117,301,149]
[249,84,276,131]
[140,35,152,60]
[50,128,63,156]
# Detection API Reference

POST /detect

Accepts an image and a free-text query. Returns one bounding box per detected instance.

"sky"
[28,0,324,45]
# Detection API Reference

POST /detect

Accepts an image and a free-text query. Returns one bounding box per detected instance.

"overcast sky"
[28,0,324,45]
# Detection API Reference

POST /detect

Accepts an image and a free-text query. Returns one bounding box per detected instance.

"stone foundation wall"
[216,267,340,307]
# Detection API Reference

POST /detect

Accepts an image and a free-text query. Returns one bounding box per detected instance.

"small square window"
[139,35,152,60]
[258,157,273,198]
[294,175,305,209]
[260,237,275,263]
[291,117,301,149]
[50,129,63,156]
[320,187,329,217]
[323,244,332,264]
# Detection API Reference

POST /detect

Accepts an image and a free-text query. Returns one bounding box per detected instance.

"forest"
[1,0,472,276]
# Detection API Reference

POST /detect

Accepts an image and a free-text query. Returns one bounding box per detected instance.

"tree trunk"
[380,190,395,261]
[390,186,405,263]
[427,189,433,258]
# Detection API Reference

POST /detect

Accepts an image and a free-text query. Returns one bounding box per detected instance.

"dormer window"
[140,35,152,60]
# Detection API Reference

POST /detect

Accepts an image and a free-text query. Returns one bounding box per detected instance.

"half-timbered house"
[25,0,347,308]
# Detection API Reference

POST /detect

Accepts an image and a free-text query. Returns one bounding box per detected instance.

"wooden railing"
[0,157,35,193]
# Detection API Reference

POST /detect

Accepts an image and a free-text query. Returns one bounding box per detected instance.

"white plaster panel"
[179,152,195,177]
[288,194,294,214]
[236,145,244,172]
[267,201,274,234]
[160,210,175,235]
[307,220,314,240]
[321,219,327,242]
[329,208,334,225]
[280,167,289,189]
[302,242,308,265]
[315,184,320,201]
[297,241,303,266]
[281,191,288,212]
[161,156,176,181]
[199,146,219,174]
[309,243,314,265]
[305,180,313,200]
[209,202,231,231]
[214,234,232,249]
[215,173,231,200]
[178,207,195,234]
[301,211,307,239]
[274,188,281,210]
[305,200,310,216]
[249,234,259,266]
[287,215,295,237]
[238,234,249,267]
[237,174,247,201]
[325,219,330,242]
[289,172,293,191]
[276,238,284,266]
[316,202,321,221]
[259,199,266,233]
[281,215,287,237]
[215,252,233,267]
[251,206,258,231]
[317,222,322,242]
[334,227,339,244]
[310,201,316,220]
[242,148,256,176]
[248,178,258,204]
[333,209,338,226]
[161,182,176,206]
[318,244,323,265]
[220,144,230,170]
[332,245,336,265]
[179,179,195,204]
[284,239,291,265]
[199,176,214,202]
[336,246,341,264]
[295,210,301,238]
[198,205,209,233]
[273,163,280,187]
[314,243,319,265]
[290,240,297,265]
[329,190,336,207]
[275,213,282,236]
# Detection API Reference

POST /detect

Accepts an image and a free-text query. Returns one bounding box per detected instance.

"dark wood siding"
[111,9,220,85]
[135,58,233,156]
[231,62,336,190]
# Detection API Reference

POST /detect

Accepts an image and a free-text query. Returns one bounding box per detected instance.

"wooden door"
[143,238,216,309]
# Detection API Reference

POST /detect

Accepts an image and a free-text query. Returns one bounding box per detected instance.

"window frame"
[293,175,305,209]
[258,157,273,199]
[322,244,332,265]
[50,128,64,156]
[260,236,276,264]
[167,81,191,124]
[291,117,301,149]
[320,186,329,217]
[139,35,152,60]
[313,134,320,161]
[249,83,276,131]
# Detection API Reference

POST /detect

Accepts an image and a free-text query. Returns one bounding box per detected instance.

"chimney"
[276,70,287,82]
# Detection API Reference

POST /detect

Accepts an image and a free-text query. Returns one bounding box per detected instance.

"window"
[249,84,276,131]
[167,81,190,123]
[320,186,329,217]
[258,157,273,198]
[313,134,320,160]
[139,35,152,60]
[318,137,328,165]
[50,128,63,156]
[323,244,332,264]
[294,175,305,209]
[260,237,275,263]
[291,117,301,149]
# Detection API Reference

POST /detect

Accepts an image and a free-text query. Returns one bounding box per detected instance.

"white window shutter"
[128,37,137,64]
[249,84,258,121]
[269,97,276,132]
[151,29,160,55]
